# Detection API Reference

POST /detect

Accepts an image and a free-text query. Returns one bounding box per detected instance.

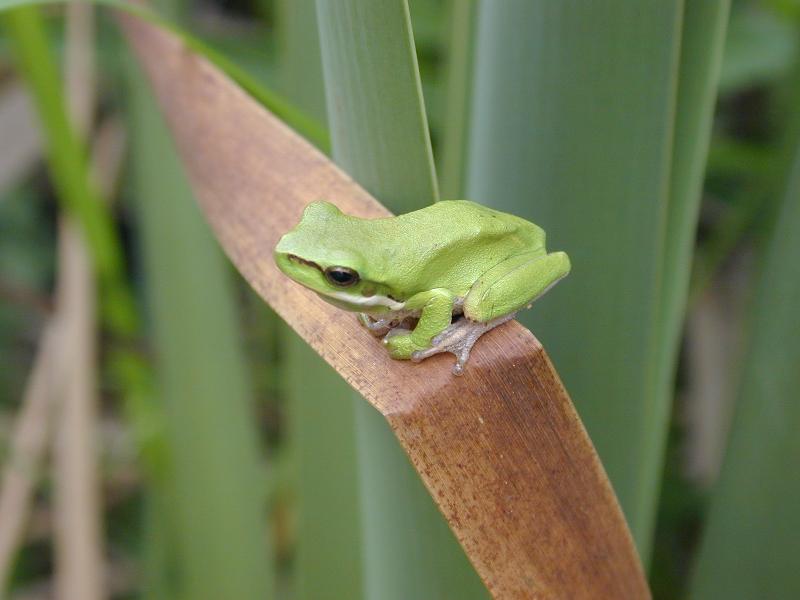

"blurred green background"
[0,0,798,598]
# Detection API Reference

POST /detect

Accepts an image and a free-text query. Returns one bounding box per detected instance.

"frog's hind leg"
[411,251,570,374]
[463,251,570,322]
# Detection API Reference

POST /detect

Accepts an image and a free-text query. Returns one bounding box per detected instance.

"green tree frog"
[274,200,570,374]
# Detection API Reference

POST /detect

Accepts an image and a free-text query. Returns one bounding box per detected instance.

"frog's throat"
[324,290,406,311]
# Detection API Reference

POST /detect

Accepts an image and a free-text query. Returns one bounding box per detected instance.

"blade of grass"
[315,0,438,210]
[689,50,800,306]
[0,115,128,600]
[2,2,169,490]
[2,4,135,335]
[688,137,800,600]
[139,488,179,600]
[276,0,326,120]
[275,1,364,598]
[466,1,729,557]
[127,59,274,600]
[645,0,731,559]
[3,15,174,599]
[120,15,650,597]
[313,1,486,597]
[0,2,314,505]
[284,348,363,599]
[0,0,329,149]
[466,0,683,551]
[438,0,478,199]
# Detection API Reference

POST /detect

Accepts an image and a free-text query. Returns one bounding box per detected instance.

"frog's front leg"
[383,289,455,359]
[359,313,396,337]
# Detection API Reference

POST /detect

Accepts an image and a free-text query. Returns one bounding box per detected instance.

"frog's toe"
[383,332,420,360]
[359,313,392,337]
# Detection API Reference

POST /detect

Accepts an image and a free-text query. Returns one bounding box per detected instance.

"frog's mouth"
[274,251,327,292]
[322,290,406,312]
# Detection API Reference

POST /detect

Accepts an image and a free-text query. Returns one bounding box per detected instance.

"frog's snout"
[274,230,292,256]
[273,232,298,276]
[550,251,571,278]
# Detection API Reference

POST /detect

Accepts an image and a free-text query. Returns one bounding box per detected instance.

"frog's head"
[274,201,404,314]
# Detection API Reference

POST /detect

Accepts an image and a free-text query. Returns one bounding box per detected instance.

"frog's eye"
[324,266,360,287]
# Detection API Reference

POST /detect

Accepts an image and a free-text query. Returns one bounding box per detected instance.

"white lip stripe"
[327,291,406,311]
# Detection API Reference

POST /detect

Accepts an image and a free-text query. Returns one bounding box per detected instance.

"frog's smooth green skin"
[274,200,570,374]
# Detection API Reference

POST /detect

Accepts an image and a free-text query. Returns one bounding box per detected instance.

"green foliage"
[466,1,729,559]
[285,343,363,600]
[438,0,477,199]
[276,2,364,598]
[128,66,273,600]
[0,0,329,148]
[649,0,731,561]
[0,184,52,402]
[719,6,797,93]
[315,0,486,597]
[316,0,437,211]
[2,0,800,596]
[467,0,679,552]
[2,5,135,334]
[689,138,800,600]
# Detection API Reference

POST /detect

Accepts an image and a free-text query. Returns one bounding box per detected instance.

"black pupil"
[327,268,357,286]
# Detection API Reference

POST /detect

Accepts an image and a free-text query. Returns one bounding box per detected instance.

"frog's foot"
[382,329,425,360]
[411,313,517,375]
[358,313,395,337]
[359,313,418,337]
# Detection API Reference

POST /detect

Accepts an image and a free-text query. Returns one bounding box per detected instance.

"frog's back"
[373,200,546,295]
[392,200,544,246]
